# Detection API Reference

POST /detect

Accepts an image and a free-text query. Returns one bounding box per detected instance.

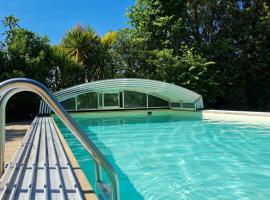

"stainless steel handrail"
[0,78,119,200]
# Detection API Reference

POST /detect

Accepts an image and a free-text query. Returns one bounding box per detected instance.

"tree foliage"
[49,46,81,90]
[0,16,53,121]
[61,25,101,82]
[1,0,270,121]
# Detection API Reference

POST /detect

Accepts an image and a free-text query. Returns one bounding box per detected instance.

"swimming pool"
[54,110,270,199]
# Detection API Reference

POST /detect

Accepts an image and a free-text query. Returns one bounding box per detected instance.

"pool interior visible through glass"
[54,110,270,200]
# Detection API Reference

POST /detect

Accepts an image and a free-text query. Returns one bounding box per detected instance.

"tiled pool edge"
[51,118,98,200]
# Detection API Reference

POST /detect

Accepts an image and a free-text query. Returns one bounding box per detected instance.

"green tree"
[1,15,20,40]
[100,31,118,78]
[49,46,81,90]
[0,48,7,81]
[0,15,53,121]
[61,25,100,82]
[110,28,156,78]
[186,0,270,110]
[5,28,52,83]
[127,0,270,110]
[128,0,187,51]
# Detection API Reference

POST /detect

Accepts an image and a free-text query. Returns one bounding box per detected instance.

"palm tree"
[61,25,99,82]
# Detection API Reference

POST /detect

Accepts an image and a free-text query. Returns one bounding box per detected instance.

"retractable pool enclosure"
[39,79,203,114]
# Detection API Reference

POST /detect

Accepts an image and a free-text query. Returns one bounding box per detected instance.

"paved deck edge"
[202,110,270,124]
[51,118,98,200]
[203,109,270,117]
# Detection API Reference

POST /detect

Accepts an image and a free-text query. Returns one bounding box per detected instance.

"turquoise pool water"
[54,111,270,199]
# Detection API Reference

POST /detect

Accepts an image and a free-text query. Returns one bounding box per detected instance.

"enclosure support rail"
[0,78,119,200]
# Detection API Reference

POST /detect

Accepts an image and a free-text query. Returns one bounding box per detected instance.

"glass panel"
[104,93,119,107]
[170,102,181,107]
[61,98,76,110]
[124,91,147,108]
[98,93,103,108]
[148,95,169,107]
[182,103,195,109]
[77,92,98,109]
[119,92,123,108]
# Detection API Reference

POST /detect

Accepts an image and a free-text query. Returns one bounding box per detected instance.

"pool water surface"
[54,110,270,200]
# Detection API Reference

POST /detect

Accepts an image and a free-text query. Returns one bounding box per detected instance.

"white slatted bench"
[0,116,85,200]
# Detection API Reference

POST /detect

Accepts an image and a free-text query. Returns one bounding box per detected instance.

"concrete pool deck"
[5,121,31,164]
[202,110,270,124]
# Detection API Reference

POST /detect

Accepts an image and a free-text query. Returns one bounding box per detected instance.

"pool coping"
[51,118,98,200]
[203,109,270,117]
[202,109,270,125]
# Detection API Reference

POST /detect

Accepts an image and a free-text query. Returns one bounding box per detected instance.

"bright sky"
[0,0,135,44]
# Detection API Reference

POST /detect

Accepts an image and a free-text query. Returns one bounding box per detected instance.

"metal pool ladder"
[0,78,120,200]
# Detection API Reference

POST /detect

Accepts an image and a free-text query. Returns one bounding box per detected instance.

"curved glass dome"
[39,79,203,113]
